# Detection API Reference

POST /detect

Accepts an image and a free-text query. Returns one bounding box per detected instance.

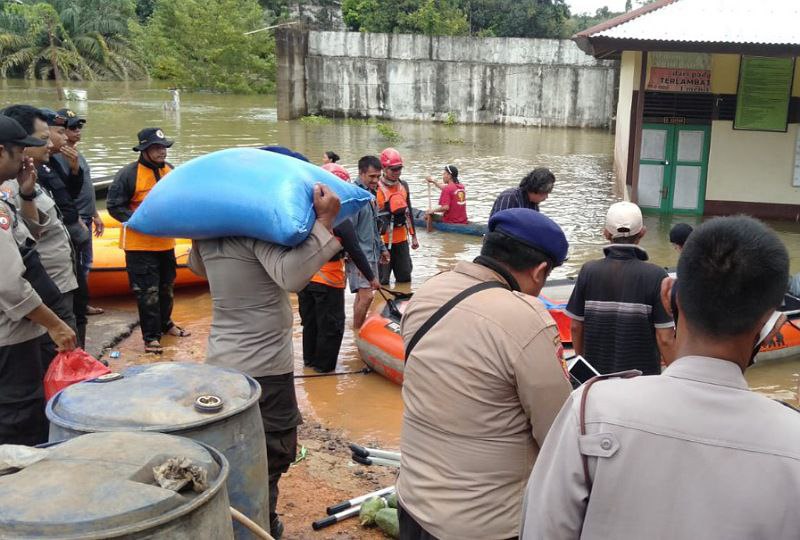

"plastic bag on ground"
[126,148,373,247]
[376,508,399,538]
[359,496,387,526]
[44,348,111,401]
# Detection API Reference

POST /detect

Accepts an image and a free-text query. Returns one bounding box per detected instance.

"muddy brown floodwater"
[5,80,799,537]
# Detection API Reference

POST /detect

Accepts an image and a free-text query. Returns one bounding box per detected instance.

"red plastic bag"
[44,348,111,401]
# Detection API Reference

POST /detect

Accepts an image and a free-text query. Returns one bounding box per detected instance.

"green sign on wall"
[734,56,795,132]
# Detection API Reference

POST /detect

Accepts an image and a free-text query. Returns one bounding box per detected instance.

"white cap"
[605,201,643,239]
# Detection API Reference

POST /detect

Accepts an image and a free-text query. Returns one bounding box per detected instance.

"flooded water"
[4,80,799,445]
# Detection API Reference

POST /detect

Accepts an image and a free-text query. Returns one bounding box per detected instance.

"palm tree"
[0,0,146,98]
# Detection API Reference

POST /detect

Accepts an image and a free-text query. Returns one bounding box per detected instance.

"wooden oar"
[426,182,434,232]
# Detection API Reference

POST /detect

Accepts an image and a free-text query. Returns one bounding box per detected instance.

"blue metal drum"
[0,431,233,539]
[46,362,268,539]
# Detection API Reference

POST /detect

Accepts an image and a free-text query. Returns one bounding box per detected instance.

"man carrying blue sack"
[188,147,345,540]
[107,127,190,354]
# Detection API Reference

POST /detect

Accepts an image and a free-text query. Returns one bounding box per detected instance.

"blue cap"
[488,208,569,266]
[260,145,309,162]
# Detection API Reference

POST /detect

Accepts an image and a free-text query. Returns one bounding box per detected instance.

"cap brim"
[133,139,174,152]
[14,135,46,147]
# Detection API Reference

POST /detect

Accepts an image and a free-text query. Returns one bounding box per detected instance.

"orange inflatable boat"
[356,282,800,385]
[88,211,207,298]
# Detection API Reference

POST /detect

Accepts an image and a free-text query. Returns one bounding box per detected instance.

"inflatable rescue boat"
[356,281,800,385]
[88,211,207,298]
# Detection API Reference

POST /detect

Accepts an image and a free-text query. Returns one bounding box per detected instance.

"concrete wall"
[296,31,617,128]
[276,28,309,121]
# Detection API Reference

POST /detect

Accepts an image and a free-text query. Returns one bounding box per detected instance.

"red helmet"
[322,163,351,182]
[380,148,403,168]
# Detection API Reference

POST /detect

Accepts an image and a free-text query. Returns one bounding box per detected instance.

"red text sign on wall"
[647,68,711,93]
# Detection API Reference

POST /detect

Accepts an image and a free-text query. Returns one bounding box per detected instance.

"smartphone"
[567,355,600,385]
[756,310,783,349]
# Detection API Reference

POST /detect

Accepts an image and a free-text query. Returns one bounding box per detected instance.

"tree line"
[342,0,636,39]
[0,0,280,94]
[0,0,635,94]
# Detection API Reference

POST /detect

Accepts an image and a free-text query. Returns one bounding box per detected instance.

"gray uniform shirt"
[0,199,45,346]
[7,180,77,293]
[346,180,385,265]
[188,222,340,377]
[54,152,95,219]
[520,356,800,540]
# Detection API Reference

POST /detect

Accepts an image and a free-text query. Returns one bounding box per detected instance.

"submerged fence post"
[276,26,309,121]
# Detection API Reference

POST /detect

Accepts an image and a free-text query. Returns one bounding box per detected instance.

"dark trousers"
[297,282,345,372]
[40,291,76,373]
[399,504,517,540]
[124,250,177,343]
[78,217,94,279]
[73,259,89,348]
[255,373,302,524]
[380,240,413,284]
[399,504,439,540]
[0,337,48,446]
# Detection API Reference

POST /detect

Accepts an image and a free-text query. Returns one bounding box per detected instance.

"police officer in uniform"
[0,115,76,446]
[520,216,800,540]
[398,208,572,540]
[1,105,80,369]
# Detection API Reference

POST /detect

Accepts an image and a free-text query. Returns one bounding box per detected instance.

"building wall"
[303,31,618,127]
[706,122,799,204]
[613,51,641,190]
[705,54,800,207]
[614,50,800,215]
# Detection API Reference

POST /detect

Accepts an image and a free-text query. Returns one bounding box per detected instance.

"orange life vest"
[376,182,412,245]
[120,163,176,251]
[310,235,346,288]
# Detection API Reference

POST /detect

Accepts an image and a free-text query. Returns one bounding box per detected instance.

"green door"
[638,124,710,214]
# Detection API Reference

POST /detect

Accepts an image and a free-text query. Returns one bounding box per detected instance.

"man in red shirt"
[425,165,467,224]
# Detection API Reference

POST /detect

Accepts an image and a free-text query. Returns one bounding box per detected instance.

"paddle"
[426,182,434,232]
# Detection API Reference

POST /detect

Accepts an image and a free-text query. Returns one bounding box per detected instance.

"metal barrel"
[46,362,269,539]
[0,432,233,539]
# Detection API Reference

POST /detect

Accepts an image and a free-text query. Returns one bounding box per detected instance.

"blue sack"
[126,147,373,247]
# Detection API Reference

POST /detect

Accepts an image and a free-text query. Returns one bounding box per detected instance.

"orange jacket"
[310,233,346,288]
[110,161,176,252]
[377,181,415,245]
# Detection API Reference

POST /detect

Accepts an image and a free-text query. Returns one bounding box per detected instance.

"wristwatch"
[19,190,36,201]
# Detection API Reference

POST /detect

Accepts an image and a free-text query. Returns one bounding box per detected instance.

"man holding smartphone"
[520,216,799,540]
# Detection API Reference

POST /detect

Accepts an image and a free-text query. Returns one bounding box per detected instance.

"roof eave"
[573,0,678,42]
[581,37,800,58]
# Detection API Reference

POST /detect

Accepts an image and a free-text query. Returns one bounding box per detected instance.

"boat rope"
[294,367,373,379]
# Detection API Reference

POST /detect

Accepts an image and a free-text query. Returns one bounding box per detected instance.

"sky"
[567,0,629,15]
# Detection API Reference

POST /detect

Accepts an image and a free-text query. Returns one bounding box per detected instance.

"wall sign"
[647,68,710,93]
[734,56,795,132]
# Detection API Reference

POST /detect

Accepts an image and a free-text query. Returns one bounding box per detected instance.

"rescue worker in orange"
[377,148,418,285]
[107,128,190,353]
[298,218,378,373]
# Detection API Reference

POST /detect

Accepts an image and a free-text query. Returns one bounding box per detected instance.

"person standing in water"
[490,167,556,216]
[377,147,418,285]
[425,164,467,224]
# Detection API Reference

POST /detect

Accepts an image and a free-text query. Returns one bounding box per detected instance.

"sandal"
[86,305,105,316]
[144,340,163,354]
[165,325,191,338]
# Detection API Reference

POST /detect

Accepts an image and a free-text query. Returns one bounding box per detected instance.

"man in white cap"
[565,201,674,375]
